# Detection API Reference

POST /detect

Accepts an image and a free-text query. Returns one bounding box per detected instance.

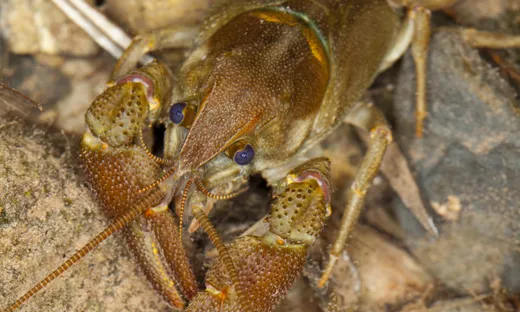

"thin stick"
[51,0,153,64]
[51,0,124,59]
[68,0,132,49]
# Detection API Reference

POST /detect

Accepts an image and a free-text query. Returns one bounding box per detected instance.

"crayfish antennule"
[178,179,194,239]
[138,128,175,166]
[195,179,249,201]
[136,166,177,195]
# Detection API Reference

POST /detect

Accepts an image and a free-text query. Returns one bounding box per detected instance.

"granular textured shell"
[85,83,149,147]
[80,143,199,306]
[80,144,161,219]
[186,236,307,311]
[268,181,326,243]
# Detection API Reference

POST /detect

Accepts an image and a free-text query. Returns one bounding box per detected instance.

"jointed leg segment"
[461,29,520,49]
[319,103,392,288]
[411,7,431,138]
[384,1,520,138]
[110,26,198,80]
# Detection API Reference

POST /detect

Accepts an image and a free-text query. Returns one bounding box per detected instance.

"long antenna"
[2,189,165,312]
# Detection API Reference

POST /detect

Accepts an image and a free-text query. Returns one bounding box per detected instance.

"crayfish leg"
[410,7,432,139]
[379,4,432,138]
[388,0,520,138]
[144,205,198,300]
[110,26,198,81]
[319,103,393,288]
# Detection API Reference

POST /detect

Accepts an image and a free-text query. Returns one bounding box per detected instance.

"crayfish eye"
[169,101,196,127]
[226,140,255,166]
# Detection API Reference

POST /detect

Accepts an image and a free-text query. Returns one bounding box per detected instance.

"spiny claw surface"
[80,61,198,308]
[86,82,150,147]
[85,61,173,148]
[80,138,162,217]
[186,159,331,312]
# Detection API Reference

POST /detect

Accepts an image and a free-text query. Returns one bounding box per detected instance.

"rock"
[401,297,507,312]
[104,0,212,34]
[0,116,169,312]
[0,0,99,56]
[393,29,520,296]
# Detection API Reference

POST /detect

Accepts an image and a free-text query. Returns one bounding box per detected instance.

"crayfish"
[4,0,520,311]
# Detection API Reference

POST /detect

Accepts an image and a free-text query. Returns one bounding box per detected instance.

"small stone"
[393,30,520,295]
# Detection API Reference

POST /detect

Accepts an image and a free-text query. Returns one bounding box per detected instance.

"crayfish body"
[11,0,520,310]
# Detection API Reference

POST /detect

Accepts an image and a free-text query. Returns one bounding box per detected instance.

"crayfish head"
[176,75,264,173]
[168,67,266,194]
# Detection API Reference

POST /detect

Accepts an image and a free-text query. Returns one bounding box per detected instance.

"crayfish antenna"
[179,178,251,309]
[136,166,177,195]
[2,189,165,312]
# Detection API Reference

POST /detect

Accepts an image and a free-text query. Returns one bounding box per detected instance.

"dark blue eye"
[169,102,187,124]
[233,144,254,165]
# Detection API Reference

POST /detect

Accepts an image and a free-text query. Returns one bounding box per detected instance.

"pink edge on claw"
[115,73,155,101]
[291,171,331,205]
